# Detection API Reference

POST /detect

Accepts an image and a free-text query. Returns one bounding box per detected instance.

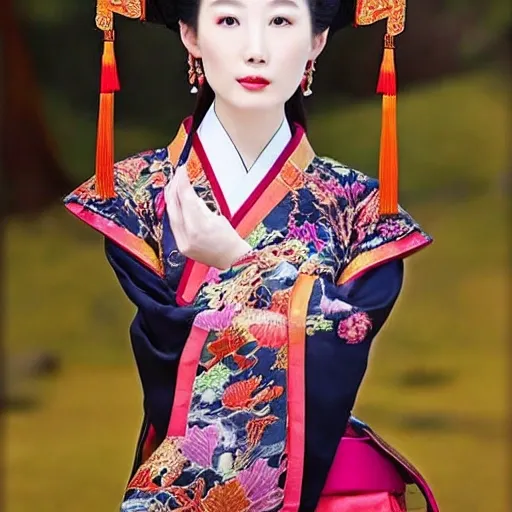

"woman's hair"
[177,0,336,132]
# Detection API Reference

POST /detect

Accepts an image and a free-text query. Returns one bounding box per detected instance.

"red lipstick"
[237,76,270,91]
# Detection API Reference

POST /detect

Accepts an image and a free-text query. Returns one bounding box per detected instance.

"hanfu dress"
[64,104,439,511]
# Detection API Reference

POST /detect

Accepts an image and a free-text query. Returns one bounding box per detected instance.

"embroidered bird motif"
[202,327,256,372]
[222,376,284,416]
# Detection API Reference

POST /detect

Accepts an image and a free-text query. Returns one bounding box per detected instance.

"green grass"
[5,68,510,511]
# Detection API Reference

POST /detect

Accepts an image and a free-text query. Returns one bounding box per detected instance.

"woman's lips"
[237,76,270,91]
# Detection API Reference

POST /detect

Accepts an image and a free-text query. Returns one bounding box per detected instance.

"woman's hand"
[165,166,252,270]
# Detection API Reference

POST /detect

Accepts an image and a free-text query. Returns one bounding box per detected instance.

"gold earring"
[301,60,315,97]
[188,54,204,94]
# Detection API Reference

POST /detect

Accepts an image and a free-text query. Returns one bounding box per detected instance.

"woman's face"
[180,0,328,112]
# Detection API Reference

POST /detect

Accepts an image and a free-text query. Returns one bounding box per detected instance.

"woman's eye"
[218,16,238,26]
[271,16,291,26]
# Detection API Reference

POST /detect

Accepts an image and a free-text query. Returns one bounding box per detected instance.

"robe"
[64,114,437,511]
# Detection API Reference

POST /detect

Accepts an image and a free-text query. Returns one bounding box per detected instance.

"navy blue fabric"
[301,260,404,511]
[105,238,403,510]
[105,239,197,446]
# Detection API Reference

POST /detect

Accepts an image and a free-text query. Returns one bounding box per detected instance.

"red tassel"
[377,34,398,215]
[95,31,120,198]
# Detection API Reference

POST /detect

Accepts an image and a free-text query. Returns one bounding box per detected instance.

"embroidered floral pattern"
[337,311,373,344]
[286,219,327,253]
[181,425,219,467]
[63,148,173,263]
[194,363,231,394]
[64,122,431,512]
[246,223,268,247]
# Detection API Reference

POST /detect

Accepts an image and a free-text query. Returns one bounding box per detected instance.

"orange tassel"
[96,92,115,198]
[95,31,120,198]
[377,35,398,215]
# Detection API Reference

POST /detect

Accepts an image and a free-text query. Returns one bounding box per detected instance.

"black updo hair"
[165,0,342,132]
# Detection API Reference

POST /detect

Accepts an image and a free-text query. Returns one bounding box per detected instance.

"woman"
[65,0,439,510]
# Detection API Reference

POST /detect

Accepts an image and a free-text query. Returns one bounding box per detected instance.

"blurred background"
[2,0,510,511]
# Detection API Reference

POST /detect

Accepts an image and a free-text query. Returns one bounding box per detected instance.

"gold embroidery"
[126,437,187,490]
[355,0,406,36]
[95,0,144,31]
[272,344,288,371]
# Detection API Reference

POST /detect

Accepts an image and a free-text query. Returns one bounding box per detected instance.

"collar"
[195,103,292,213]
[167,113,315,219]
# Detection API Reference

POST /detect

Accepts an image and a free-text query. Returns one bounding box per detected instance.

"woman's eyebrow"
[210,0,300,8]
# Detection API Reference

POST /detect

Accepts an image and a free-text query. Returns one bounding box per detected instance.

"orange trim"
[337,231,432,286]
[235,171,300,239]
[176,167,303,305]
[168,122,188,166]
[176,167,304,305]
[167,325,210,436]
[65,202,164,276]
[171,119,315,306]
[283,274,317,511]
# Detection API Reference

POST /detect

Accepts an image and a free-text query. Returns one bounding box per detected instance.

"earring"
[301,60,315,97]
[188,54,204,94]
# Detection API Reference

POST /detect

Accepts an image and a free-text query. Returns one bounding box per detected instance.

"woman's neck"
[212,98,287,169]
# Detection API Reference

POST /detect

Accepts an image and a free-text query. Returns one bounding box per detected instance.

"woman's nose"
[243,28,268,66]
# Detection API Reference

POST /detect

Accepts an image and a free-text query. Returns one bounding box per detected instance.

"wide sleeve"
[104,238,196,440]
[336,173,432,285]
[300,258,404,509]
[63,148,172,277]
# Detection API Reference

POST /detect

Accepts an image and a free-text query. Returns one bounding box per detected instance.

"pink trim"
[177,261,210,306]
[176,259,193,306]
[322,437,405,495]
[182,117,306,226]
[231,124,305,227]
[283,274,317,511]
[167,325,210,436]
[65,202,164,277]
[192,133,233,220]
[234,177,294,240]
[174,122,308,306]
[337,231,432,285]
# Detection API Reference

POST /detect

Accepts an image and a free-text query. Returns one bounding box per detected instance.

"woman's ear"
[310,28,329,61]
[179,21,201,58]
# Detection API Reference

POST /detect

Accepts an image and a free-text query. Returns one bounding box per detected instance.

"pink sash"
[317,421,440,512]
[322,436,405,495]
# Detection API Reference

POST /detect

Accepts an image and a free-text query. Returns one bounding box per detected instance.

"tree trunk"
[0,0,72,216]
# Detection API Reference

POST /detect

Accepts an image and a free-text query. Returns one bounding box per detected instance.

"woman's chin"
[220,89,285,111]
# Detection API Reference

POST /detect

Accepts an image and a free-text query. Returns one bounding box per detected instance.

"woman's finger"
[176,166,199,207]
[176,166,211,234]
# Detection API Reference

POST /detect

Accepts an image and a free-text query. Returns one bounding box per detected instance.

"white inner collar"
[196,103,292,215]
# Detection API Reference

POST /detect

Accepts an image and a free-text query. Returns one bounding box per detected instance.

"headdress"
[94,0,405,215]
